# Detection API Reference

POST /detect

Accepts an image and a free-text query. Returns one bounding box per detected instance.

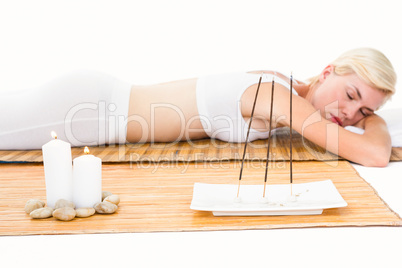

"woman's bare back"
[126,78,208,143]
[126,71,288,143]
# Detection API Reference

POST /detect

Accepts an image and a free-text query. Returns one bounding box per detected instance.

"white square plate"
[190,180,347,216]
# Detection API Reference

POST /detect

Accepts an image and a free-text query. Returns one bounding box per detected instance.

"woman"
[0,48,396,167]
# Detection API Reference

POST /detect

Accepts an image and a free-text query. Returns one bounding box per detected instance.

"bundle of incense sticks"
[237,72,293,198]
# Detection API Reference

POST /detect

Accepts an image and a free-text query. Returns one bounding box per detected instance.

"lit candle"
[73,147,102,208]
[42,131,73,208]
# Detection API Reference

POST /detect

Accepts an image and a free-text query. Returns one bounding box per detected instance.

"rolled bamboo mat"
[1,128,401,163]
[0,160,400,236]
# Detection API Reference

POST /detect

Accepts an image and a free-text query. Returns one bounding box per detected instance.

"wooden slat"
[0,160,400,236]
[0,128,338,163]
[1,128,401,163]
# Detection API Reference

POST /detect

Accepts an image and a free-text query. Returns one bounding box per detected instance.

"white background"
[0,0,401,109]
[1,1,402,267]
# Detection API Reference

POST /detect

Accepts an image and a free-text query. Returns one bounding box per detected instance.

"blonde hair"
[309,48,397,103]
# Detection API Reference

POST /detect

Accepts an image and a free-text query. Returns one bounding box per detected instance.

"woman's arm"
[270,84,391,167]
[349,114,392,166]
[247,83,392,167]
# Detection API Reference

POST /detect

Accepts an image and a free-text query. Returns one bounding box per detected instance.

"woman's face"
[310,65,386,127]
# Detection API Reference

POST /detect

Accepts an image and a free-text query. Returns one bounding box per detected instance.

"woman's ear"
[319,65,334,83]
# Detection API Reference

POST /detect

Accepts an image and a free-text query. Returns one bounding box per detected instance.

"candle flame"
[51,131,57,139]
[84,146,90,154]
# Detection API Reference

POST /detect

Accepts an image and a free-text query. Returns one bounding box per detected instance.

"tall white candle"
[42,131,73,208]
[73,147,102,208]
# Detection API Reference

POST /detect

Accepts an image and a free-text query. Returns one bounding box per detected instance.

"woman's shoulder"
[246,70,305,85]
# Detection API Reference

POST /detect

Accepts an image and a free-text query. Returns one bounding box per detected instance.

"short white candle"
[73,147,102,208]
[42,131,73,208]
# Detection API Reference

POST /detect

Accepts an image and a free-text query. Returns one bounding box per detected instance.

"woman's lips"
[330,115,343,126]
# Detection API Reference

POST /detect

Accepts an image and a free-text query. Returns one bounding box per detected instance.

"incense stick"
[263,77,275,198]
[290,73,293,195]
[237,72,263,198]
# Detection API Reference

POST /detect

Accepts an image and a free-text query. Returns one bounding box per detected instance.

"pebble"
[104,194,120,205]
[102,191,113,201]
[30,207,54,219]
[26,190,119,220]
[94,202,118,214]
[75,207,96,218]
[25,199,45,214]
[53,207,76,221]
[54,199,75,209]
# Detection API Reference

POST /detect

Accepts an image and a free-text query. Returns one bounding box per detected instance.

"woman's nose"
[342,104,360,120]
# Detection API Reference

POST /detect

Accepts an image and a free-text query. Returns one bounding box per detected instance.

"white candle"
[42,131,73,208]
[73,147,102,208]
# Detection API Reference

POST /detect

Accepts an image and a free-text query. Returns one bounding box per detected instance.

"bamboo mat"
[1,128,401,163]
[0,160,400,236]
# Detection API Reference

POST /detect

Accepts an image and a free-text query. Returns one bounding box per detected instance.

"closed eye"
[360,108,374,117]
